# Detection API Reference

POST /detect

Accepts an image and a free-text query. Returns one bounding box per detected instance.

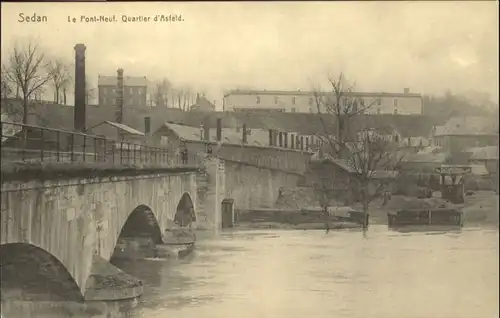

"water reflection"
[2,226,498,318]
[127,226,498,318]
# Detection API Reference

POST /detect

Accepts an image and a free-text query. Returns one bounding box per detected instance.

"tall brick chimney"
[144,116,151,134]
[242,124,247,144]
[116,68,124,124]
[216,118,222,141]
[74,44,86,132]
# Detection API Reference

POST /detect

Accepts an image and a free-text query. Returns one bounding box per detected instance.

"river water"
[117,225,499,318]
[1,226,498,318]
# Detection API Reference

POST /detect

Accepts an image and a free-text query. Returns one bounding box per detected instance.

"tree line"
[0,38,207,126]
[149,77,206,111]
[1,39,96,125]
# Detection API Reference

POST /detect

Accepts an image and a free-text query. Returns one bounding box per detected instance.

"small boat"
[388,208,464,230]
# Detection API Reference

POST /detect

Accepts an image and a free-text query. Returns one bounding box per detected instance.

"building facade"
[223,89,423,115]
[98,75,148,107]
[432,117,499,153]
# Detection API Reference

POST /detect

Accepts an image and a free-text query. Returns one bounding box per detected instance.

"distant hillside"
[423,93,499,120]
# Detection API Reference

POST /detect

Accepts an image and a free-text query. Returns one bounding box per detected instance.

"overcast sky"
[1,2,498,108]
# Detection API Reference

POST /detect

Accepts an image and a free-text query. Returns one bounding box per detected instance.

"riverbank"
[235,207,364,231]
[236,221,362,230]
[233,191,498,230]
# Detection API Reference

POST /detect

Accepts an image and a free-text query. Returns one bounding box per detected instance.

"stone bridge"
[0,155,304,305]
[0,164,215,302]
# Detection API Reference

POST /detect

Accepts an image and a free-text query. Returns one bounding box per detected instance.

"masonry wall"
[224,160,302,210]
[184,141,311,173]
[0,171,197,296]
[218,144,310,173]
[152,126,312,173]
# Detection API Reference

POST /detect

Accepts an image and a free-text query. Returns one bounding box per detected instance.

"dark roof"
[190,96,215,111]
[434,116,499,136]
[465,146,499,160]
[89,121,145,136]
[160,122,273,147]
[1,99,441,140]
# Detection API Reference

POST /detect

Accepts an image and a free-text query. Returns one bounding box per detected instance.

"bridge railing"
[1,121,195,167]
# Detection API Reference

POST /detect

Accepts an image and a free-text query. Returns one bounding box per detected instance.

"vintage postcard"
[1,2,498,318]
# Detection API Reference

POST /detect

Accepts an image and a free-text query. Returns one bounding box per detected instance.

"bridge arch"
[0,243,83,301]
[116,204,162,243]
[110,205,163,261]
[174,192,196,227]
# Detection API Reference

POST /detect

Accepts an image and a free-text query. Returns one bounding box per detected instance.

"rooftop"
[88,121,145,136]
[0,98,442,142]
[161,122,273,148]
[434,116,499,136]
[98,75,148,87]
[403,152,449,163]
[465,146,499,160]
[190,96,215,112]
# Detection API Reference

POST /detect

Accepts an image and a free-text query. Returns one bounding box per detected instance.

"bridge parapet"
[1,121,198,168]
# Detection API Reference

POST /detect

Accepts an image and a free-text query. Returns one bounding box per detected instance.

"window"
[377,98,382,105]
[308,97,313,105]
[274,96,279,104]
[256,96,260,104]
[393,98,398,107]
[291,108,296,113]
[360,98,365,106]
[292,97,296,105]
[160,136,169,146]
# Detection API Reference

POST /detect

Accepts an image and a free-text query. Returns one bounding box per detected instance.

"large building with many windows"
[222,88,423,115]
[98,75,148,107]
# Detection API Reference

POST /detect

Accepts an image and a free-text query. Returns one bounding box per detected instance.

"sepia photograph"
[0,2,498,318]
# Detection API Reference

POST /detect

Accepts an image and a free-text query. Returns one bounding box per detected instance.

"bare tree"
[1,69,14,99]
[2,39,54,124]
[85,77,96,105]
[313,72,379,157]
[311,73,402,228]
[182,86,192,110]
[150,78,172,107]
[309,157,353,219]
[172,87,184,110]
[46,58,72,104]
